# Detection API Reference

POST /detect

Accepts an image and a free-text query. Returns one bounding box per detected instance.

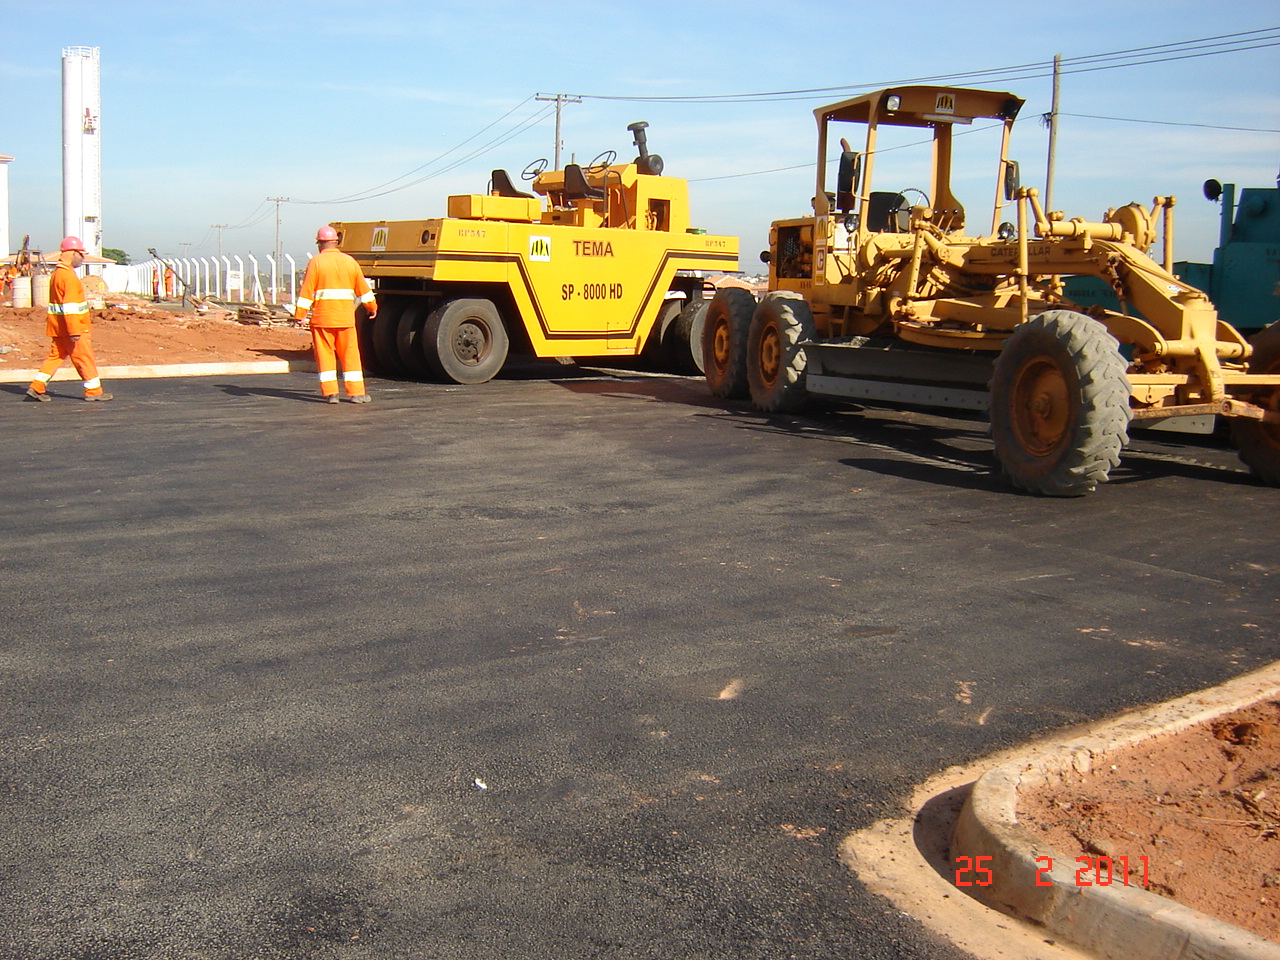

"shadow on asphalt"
[214,383,330,403]
[701,400,1258,495]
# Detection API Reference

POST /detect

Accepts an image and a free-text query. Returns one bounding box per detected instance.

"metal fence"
[101,252,314,305]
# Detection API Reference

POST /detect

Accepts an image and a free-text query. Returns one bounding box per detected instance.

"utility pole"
[1045,53,1062,211]
[212,223,227,257]
[268,197,289,272]
[536,93,581,170]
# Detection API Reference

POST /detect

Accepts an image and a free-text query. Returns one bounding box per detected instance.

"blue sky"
[3,0,1277,265]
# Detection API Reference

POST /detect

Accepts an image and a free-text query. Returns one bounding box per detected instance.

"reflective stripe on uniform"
[84,377,101,390]
[318,370,339,382]
[48,302,90,315]
[314,288,356,301]
[343,371,364,383]
[357,290,376,305]
[34,371,52,384]
[295,296,314,310]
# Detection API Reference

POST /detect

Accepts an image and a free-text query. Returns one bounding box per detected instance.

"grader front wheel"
[1231,322,1280,486]
[989,310,1131,496]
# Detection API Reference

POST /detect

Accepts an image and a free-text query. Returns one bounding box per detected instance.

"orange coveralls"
[293,248,377,397]
[28,262,106,398]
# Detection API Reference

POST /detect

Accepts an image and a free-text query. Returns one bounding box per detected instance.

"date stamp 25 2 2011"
[955,854,1151,889]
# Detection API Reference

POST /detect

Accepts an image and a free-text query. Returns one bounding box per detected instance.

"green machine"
[1066,177,1280,336]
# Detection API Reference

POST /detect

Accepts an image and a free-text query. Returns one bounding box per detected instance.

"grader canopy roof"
[816,86,1024,128]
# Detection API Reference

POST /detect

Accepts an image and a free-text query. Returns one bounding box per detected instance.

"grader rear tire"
[989,310,1130,496]
[746,291,814,413]
[703,287,755,399]
[422,298,509,384]
[1230,322,1280,486]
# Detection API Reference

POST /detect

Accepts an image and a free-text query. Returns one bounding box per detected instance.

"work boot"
[326,394,340,404]
[350,394,371,404]
[24,388,50,402]
[84,393,114,402]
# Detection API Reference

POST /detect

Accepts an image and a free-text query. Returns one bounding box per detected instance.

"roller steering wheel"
[586,150,617,173]
[521,159,549,181]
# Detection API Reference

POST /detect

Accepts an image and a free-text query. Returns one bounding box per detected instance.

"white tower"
[62,46,102,255]
[0,155,12,257]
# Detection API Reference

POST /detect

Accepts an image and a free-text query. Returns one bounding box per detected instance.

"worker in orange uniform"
[163,265,175,298]
[24,236,113,402]
[293,225,377,403]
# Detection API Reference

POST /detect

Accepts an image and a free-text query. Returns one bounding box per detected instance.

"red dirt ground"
[0,293,312,368]
[1019,700,1280,943]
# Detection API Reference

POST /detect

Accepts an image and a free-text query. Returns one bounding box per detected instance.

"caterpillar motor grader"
[702,85,1280,496]
[332,122,737,384]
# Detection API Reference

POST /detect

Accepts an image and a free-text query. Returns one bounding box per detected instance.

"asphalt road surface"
[2,367,1276,960]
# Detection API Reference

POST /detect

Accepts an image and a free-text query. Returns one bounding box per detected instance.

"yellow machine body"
[702,85,1280,494]
[334,141,737,383]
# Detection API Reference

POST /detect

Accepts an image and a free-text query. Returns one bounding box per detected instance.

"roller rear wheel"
[664,299,709,375]
[355,304,378,373]
[422,298,509,384]
[372,299,408,376]
[396,302,433,379]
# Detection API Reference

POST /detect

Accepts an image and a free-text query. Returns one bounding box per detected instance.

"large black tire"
[703,287,755,399]
[746,291,814,412]
[395,301,433,379]
[1231,321,1280,486]
[664,299,709,375]
[354,304,379,374]
[372,299,408,376]
[422,298,509,384]
[989,310,1131,496]
[641,298,683,366]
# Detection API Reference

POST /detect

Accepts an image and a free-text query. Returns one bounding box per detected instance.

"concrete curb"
[0,360,317,384]
[952,663,1280,960]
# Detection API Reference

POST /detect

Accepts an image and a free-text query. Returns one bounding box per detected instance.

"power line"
[573,26,1280,104]
[291,97,548,205]
[210,99,554,236]
[1060,113,1280,134]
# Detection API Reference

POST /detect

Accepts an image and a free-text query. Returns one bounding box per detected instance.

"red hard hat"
[316,225,339,243]
[60,236,86,252]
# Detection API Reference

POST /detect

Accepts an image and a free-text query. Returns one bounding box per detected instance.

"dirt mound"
[0,294,312,367]
[1020,700,1280,942]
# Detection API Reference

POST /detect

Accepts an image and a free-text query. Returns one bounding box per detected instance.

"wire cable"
[1060,113,1280,134]
[291,98,550,205]
[575,27,1280,104]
